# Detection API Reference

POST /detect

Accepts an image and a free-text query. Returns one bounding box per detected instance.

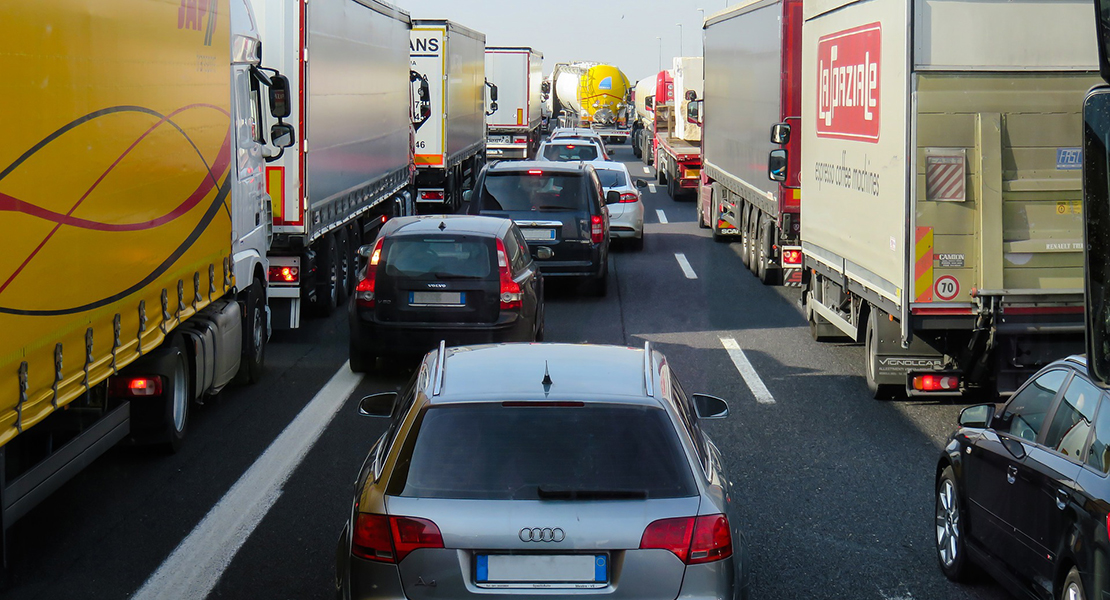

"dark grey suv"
[335,342,750,600]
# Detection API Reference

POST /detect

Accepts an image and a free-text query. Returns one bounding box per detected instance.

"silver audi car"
[335,342,750,600]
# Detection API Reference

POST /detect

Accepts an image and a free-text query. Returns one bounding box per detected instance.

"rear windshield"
[542,143,599,162]
[387,404,697,500]
[480,172,586,212]
[382,237,493,279]
[594,169,627,188]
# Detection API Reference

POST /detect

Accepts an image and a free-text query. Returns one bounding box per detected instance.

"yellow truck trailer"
[0,0,293,569]
[800,0,1098,397]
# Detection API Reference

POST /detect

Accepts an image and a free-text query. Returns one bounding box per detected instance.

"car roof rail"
[643,341,655,397]
[432,340,447,396]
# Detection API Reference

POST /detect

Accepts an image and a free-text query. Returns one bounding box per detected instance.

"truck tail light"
[496,239,522,310]
[640,514,732,565]
[618,192,639,203]
[108,376,163,398]
[913,374,960,393]
[352,514,443,563]
[268,265,299,284]
[355,238,384,308]
[419,190,444,201]
[590,215,604,244]
[782,249,803,267]
[513,136,527,144]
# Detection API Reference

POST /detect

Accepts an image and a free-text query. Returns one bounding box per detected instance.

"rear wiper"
[537,486,648,500]
[433,272,484,280]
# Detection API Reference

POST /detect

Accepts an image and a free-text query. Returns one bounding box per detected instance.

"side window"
[999,369,1068,442]
[1087,395,1110,474]
[1044,375,1101,458]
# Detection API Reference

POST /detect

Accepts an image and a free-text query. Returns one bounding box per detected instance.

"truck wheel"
[667,176,678,200]
[739,204,751,267]
[335,227,351,305]
[866,313,900,400]
[313,233,340,317]
[160,338,191,453]
[748,211,761,276]
[758,218,776,284]
[657,162,666,184]
[699,188,710,229]
[233,278,266,385]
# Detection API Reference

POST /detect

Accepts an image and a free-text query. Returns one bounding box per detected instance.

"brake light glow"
[108,376,163,398]
[618,192,639,203]
[913,374,960,392]
[496,239,522,310]
[355,238,384,308]
[782,249,803,267]
[640,514,732,565]
[268,265,299,284]
[351,514,444,563]
[420,190,445,200]
[528,170,543,175]
[590,215,604,244]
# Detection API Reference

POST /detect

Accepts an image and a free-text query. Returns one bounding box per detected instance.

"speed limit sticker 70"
[934,275,960,301]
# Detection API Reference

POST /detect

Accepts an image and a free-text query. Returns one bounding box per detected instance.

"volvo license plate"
[409,292,464,306]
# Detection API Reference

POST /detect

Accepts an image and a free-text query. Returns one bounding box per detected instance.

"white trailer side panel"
[703,0,782,203]
[486,48,542,131]
[801,0,909,308]
[444,24,486,161]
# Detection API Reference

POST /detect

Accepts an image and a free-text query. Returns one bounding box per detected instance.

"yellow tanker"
[551,62,632,127]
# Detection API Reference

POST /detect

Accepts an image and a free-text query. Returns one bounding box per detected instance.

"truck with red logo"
[653,59,703,201]
[256,0,422,328]
[799,0,1098,398]
[698,0,803,286]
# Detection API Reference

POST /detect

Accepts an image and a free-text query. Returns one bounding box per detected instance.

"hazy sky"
[399,0,728,84]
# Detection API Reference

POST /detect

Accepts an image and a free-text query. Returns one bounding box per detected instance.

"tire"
[698,191,709,229]
[739,205,751,268]
[657,161,666,184]
[233,278,266,384]
[757,218,775,284]
[534,309,545,342]
[160,339,191,453]
[866,313,900,400]
[936,466,973,582]
[748,211,761,276]
[313,233,340,317]
[586,260,608,297]
[667,176,678,200]
[334,227,351,306]
[1062,566,1086,600]
[349,336,376,374]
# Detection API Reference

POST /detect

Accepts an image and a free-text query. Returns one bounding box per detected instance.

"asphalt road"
[4,145,1013,600]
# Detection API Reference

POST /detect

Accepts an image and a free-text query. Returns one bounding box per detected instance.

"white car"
[551,127,613,157]
[592,162,645,250]
[537,139,609,163]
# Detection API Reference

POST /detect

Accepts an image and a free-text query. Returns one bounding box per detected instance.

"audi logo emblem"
[519,527,565,542]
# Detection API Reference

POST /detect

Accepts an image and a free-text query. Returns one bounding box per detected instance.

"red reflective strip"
[911,307,973,316]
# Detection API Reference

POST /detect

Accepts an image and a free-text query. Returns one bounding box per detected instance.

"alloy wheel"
[935,478,959,568]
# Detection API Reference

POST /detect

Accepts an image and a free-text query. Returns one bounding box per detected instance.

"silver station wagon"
[335,342,750,600]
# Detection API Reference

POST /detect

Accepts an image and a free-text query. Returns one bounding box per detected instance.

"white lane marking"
[648,183,657,193]
[720,337,776,404]
[643,166,650,174]
[133,364,363,600]
[656,209,669,224]
[675,253,697,279]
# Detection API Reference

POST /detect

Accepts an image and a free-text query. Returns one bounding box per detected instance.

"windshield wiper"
[537,486,648,500]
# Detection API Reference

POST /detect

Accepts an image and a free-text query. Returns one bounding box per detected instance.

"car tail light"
[619,192,639,203]
[352,514,444,563]
[108,376,163,398]
[639,515,732,565]
[420,190,445,200]
[913,374,960,392]
[496,239,522,310]
[782,249,803,267]
[268,265,299,284]
[355,238,384,308]
[590,215,604,244]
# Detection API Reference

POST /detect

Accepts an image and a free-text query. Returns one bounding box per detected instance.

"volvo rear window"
[480,172,586,212]
[542,143,600,161]
[387,404,697,500]
[382,237,493,280]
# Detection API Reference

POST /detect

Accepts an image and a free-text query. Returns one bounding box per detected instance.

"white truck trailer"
[256,0,418,328]
[485,47,543,160]
[411,19,489,211]
[801,0,1099,397]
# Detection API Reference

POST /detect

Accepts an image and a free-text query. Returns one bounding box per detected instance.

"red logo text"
[817,23,881,143]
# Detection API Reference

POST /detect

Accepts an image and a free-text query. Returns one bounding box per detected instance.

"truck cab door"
[231,66,268,285]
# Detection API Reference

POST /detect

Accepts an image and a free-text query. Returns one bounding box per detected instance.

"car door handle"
[1056,489,1069,511]
[1006,465,1017,484]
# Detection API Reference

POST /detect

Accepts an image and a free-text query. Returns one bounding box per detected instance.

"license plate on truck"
[409,292,465,306]
[521,228,556,241]
[489,135,511,144]
[474,554,608,588]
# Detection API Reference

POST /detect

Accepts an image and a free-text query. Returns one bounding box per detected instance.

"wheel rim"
[867,325,876,381]
[1066,581,1083,600]
[936,478,959,567]
[171,356,187,431]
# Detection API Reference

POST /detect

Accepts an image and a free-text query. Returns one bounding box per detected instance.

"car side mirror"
[358,392,397,417]
[958,403,996,428]
[270,123,296,149]
[269,74,292,119]
[605,190,620,205]
[770,122,791,145]
[536,246,554,259]
[768,149,788,182]
[635,179,648,189]
[692,394,729,419]
[607,149,615,156]
[356,243,378,259]
[463,189,473,204]
[486,101,499,116]
[684,89,698,102]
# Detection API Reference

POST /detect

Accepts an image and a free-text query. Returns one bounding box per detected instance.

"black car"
[348,215,544,372]
[466,161,611,296]
[936,355,1110,600]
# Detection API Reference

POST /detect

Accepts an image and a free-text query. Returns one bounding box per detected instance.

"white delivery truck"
[411,19,489,210]
[485,47,543,160]
[800,0,1098,397]
[255,0,419,328]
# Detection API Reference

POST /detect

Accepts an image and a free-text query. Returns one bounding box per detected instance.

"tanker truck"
[544,62,632,143]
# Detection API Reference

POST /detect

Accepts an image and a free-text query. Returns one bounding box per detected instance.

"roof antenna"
[438,221,447,231]
[542,361,553,390]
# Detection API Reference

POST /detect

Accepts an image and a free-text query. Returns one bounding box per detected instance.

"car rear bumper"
[608,205,644,238]
[351,312,534,357]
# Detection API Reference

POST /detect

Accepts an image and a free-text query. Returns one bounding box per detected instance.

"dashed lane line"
[643,166,651,174]
[656,210,669,224]
[648,183,657,193]
[675,253,697,279]
[720,337,776,404]
[132,363,363,600]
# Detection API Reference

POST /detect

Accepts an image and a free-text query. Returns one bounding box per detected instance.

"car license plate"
[409,291,464,306]
[474,554,608,589]
[489,135,511,144]
[521,228,556,241]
